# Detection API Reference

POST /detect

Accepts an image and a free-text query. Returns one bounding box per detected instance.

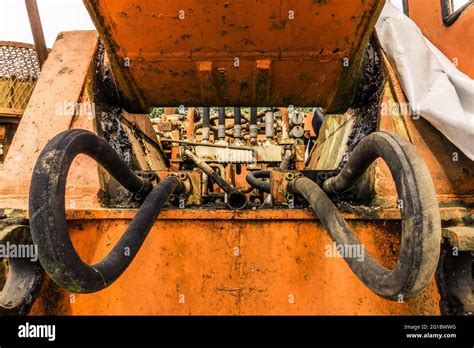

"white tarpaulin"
[376,2,474,160]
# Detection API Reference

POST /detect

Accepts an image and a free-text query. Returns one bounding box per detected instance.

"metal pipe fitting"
[279,107,291,141]
[265,109,275,139]
[184,149,246,210]
[250,107,258,143]
[290,112,305,127]
[289,126,305,139]
[280,149,293,170]
[210,163,226,181]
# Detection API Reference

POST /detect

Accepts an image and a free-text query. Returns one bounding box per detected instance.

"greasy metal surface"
[83,0,385,111]
[407,0,474,77]
[0,31,100,210]
[29,217,440,315]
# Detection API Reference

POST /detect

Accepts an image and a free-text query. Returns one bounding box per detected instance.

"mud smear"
[339,36,384,170]
[326,36,385,205]
[93,41,139,208]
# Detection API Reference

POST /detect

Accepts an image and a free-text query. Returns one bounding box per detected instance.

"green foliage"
[149,107,314,118]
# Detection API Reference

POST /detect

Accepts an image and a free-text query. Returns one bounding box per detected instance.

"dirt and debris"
[93,41,140,208]
[338,36,385,170]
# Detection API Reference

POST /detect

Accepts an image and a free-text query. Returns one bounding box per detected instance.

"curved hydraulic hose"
[29,129,184,293]
[289,132,441,300]
[246,170,271,194]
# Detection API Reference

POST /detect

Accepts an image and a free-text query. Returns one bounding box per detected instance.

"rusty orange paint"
[406,0,474,77]
[4,205,465,224]
[376,54,474,207]
[185,108,196,141]
[83,0,385,111]
[0,31,100,210]
[29,217,440,315]
[1,27,468,316]
[304,111,317,137]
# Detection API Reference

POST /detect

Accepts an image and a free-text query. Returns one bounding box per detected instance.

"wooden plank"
[307,113,355,170]
[0,125,6,140]
[0,31,99,210]
[0,79,12,109]
[122,121,167,171]
[0,108,24,117]
[10,80,35,109]
[122,112,159,142]
[25,0,48,66]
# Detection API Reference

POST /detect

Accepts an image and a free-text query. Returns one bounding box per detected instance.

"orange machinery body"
[406,0,474,78]
[0,2,473,316]
[83,0,385,111]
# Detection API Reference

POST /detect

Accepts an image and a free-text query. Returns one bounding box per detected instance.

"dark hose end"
[227,191,247,210]
[288,179,296,194]
[322,177,335,194]
[138,179,153,196]
[288,177,302,194]
[168,175,186,195]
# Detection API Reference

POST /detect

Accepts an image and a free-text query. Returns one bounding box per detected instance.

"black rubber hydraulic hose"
[312,107,325,138]
[250,107,258,125]
[234,107,242,140]
[234,107,242,126]
[202,107,211,129]
[289,132,441,300]
[29,129,184,293]
[218,107,226,140]
[246,170,271,193]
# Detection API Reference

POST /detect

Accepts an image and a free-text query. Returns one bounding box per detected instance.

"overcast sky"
[0,0,95,47]
[0,0,470,48]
